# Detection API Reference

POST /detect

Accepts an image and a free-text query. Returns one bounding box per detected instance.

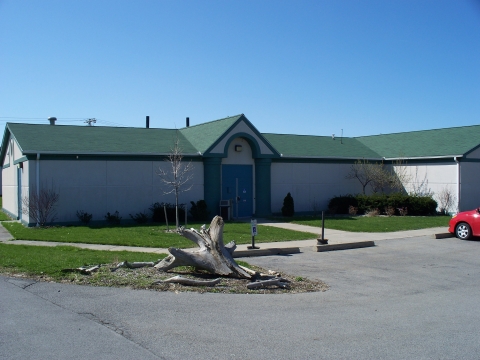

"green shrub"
[281,193,295,217]
[150,202,185,223]
[105,211,122,225]
[129,211,149,224]
[76,210,92,225]
[407,195,437,216]
[328,195,357,215]
[356,194,388,214]
[329,194,437,216]
[189,200,209,221]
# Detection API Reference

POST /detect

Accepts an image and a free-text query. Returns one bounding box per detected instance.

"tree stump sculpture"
[154,215,252,279]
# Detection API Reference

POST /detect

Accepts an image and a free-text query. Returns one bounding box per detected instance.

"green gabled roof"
[3,117,480,162]
[5,123,199,155]
[262,133,382,159]
[356,125,480,158]
[179,114,243,153]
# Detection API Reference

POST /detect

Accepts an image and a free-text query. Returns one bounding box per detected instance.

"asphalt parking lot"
[2,235,480,359]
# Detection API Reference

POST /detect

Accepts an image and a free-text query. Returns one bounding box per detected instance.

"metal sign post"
[248,218,259,249]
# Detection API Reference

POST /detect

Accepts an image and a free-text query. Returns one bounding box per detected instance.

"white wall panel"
[1,162,30,221]
[393,162,458,212]
[27,159,204,224]
[152,161,203,186]
[107,161,153,186]
[394,163,457,189]
[2,164,18,217]
[40,160,107,186]
[55,186,108,222]
[272,161,460,214]
[271,162,361,213]
[12,139,22,162]
[106,186,154,216]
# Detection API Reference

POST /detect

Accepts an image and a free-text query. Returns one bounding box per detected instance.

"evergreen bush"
[281,193,295,217]
[189,200,210,221]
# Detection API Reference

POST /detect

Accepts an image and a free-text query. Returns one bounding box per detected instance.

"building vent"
[48,117,57,125]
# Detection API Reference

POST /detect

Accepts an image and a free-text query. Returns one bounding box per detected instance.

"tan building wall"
[22,158,204,224]
[392,161,458,212]
[1,137,30,220]
[271,162,361,213]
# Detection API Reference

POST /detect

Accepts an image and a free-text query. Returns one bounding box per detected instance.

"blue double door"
[222,165,253,218]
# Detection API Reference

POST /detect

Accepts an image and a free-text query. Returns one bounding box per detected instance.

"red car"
[449,208,480,240]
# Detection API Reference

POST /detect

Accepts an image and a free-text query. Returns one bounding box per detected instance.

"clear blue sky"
[1,0,479,137]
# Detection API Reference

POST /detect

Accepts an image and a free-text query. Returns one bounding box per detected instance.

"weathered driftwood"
[153,275,221,286]
[238,265,259,276]
[247,278,291,290]
[268,270,281,276]
[239,265,281,278]
[62,264,101,275]
[63,261,158,275]
[110,261,156,272]
[154,216,252,279]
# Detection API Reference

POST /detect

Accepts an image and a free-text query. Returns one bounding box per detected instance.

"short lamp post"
[248,218,259,249]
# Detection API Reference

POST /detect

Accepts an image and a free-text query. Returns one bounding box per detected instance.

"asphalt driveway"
[2,235,480,359]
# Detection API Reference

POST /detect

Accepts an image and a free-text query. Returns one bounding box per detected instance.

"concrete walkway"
[0,220,448,255]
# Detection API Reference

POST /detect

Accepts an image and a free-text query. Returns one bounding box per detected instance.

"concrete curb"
[233,241,378,257]
[314,241,376,252]
[233,247,301,258]
[434,233,454,239]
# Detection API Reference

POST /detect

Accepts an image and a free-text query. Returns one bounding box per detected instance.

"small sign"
[251,219,257,236]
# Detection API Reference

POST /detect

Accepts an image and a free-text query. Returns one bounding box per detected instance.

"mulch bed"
[3,264,329,294]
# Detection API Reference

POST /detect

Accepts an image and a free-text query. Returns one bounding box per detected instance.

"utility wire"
[0,117,127,127]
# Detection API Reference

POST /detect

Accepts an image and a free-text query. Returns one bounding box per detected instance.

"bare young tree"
[158,132,194,229]
[347,158,414,195]
[22,184,59,226]
[346,159,388,194]
[437,186,457,215]
[389,158,411,193]
[410,167,434,197]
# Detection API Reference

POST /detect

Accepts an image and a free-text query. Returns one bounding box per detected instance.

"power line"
[0,117,86,120]
[0,117,129,127]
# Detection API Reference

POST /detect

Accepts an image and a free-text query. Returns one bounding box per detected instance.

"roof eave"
[383,155,463,161]
[279,155,383,160]
[22,150,203,157]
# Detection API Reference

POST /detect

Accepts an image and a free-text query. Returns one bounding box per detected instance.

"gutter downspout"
[36,153,40,226]
[454,156,460,212]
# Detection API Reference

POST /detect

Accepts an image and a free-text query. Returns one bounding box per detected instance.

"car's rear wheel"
[455,222,472,240]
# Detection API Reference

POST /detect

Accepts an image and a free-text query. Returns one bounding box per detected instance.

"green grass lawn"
[1,221,317,248]
[0,197,12,221]
[0,243,166,280]
[290,215,450,232]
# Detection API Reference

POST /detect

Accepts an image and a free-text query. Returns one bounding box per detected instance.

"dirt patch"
[3,265,328,294]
